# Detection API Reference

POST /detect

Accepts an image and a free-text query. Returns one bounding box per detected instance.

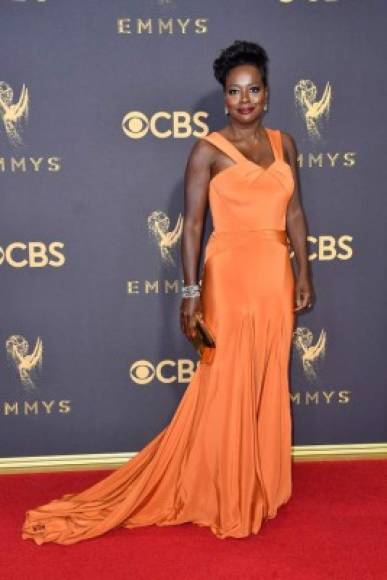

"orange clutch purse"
[191,315,216,364]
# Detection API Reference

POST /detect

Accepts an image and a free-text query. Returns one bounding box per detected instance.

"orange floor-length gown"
[22,127,295,545]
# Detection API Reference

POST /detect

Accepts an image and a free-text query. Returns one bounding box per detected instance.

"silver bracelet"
[182,284,201,298]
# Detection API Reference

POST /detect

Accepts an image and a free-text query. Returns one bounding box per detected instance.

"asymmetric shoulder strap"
[200,132,247,164]
[269,129,284,161]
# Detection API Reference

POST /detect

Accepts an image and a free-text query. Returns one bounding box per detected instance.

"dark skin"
[180,64,315,341]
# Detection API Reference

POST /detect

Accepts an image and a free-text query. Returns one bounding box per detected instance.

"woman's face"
[224,64,267,122]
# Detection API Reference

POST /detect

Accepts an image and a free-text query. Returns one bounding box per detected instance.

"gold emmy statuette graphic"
[0,82,29,146]
[293,326,327,381]
[294,80,332,140]
[6,335,43,390]
[147,210,184,266]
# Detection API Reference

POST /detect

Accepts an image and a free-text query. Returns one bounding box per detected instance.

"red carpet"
[1,459,386,580]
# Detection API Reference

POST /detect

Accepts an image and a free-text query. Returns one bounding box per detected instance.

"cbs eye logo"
[130,360,156,384]
[122,110,208,139]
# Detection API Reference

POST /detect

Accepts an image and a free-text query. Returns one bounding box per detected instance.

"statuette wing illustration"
[147,210,184,265]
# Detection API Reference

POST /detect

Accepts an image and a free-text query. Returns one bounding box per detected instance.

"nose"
[240,88,251,103]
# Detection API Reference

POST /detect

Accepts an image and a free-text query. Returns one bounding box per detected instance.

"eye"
[250,86,260,93]
[228,88,239,95]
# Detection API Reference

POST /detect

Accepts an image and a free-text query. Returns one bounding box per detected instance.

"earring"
[224,106,229,115]
[263,102,268,112]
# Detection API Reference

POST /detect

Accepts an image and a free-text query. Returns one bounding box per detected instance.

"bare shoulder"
[186,134,217,168]
[279,130,296,149]
[276,130,298,166]
[279,130,298,155]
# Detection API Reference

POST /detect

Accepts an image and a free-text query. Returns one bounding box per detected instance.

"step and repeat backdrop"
[1,0,386,459]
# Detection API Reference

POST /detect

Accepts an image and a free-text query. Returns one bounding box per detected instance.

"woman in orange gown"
[22,40,314,545]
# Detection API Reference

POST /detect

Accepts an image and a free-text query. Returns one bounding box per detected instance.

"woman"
[22,40,313,545]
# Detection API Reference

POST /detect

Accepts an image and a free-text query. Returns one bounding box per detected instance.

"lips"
[238,107,255,115]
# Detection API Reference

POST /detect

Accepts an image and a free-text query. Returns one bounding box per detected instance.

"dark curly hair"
[213,40,269,89]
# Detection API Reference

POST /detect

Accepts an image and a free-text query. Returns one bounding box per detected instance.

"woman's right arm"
[180,138,213,340]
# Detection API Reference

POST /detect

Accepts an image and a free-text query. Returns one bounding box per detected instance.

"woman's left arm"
[282,131,315,312]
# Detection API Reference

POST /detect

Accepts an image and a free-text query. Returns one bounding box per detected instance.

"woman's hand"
[294,273,315,312]
[180,296,203,340]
